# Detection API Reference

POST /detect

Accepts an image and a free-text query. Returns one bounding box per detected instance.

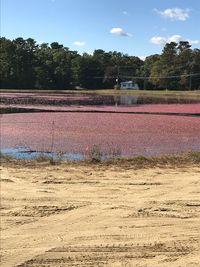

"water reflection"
[114,95,138,106]
[114,95,199,105]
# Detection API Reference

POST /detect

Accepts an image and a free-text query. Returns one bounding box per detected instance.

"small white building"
[120,81,139,90]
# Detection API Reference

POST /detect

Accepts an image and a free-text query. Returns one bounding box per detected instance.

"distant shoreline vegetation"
[1,37,200,90]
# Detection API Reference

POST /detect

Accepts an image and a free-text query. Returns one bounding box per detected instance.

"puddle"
[0,147,84,161]
[0,146,122,161]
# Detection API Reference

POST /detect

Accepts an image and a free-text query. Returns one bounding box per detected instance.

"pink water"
[1,112,200,157]
[1,103,200,114]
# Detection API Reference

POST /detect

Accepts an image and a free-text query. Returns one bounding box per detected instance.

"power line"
[93,73,200,80]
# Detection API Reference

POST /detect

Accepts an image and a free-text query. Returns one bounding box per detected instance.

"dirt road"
[1,161,200,267]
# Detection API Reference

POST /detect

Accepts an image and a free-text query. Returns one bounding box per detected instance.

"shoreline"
[1,88,200,98]
[1,151,200,168]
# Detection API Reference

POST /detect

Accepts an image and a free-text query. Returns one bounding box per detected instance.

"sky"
[1,0,200,58]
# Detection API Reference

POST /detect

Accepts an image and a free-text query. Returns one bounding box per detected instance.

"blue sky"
[1,0,200,58]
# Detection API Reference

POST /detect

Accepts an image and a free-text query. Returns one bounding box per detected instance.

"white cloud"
[37,40,45,45]
[73,41,86,47]
[150,36,167,45]
[123,11,128,15]
[154,8,189,21]
[138,56,146,61]
[110,27,131,37]
[168,35,183,43]
[150,35,200,46]
[187,39,200,45]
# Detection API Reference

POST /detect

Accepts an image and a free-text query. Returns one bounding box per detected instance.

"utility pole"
[117,65,120,81]
[115,65,120,88]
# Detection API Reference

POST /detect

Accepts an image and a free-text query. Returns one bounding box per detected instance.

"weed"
[35,153,51,162]
[88,145,103,162]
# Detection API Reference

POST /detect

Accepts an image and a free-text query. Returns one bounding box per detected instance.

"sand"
[1,161,200,267]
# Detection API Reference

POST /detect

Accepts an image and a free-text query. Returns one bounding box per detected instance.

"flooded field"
[1,92,200,106]
[1,92,200,159]
[1,92,200,267]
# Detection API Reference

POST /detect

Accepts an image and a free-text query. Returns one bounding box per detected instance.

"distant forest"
[1,37,200,90]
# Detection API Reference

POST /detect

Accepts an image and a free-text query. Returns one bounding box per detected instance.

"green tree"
[150,42,178,89]
[13,37,37,88]
[1,37,199,90]
[0,37,16,88]
[139,54,160,89]
[72,53,104,89]
[176,41,192,89]
[190,49,200,89]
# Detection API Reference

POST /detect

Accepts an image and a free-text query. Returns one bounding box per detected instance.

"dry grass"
[1,151,200,169]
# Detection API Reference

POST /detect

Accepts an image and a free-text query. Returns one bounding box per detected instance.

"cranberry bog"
[1,91,200,160]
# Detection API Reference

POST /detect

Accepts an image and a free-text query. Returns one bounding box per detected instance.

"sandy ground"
[1,161,200,267]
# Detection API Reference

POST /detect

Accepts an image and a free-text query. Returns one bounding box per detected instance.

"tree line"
[1,37,200,90]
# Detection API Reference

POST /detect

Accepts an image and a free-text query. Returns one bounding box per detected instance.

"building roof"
[121,81,133,84]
